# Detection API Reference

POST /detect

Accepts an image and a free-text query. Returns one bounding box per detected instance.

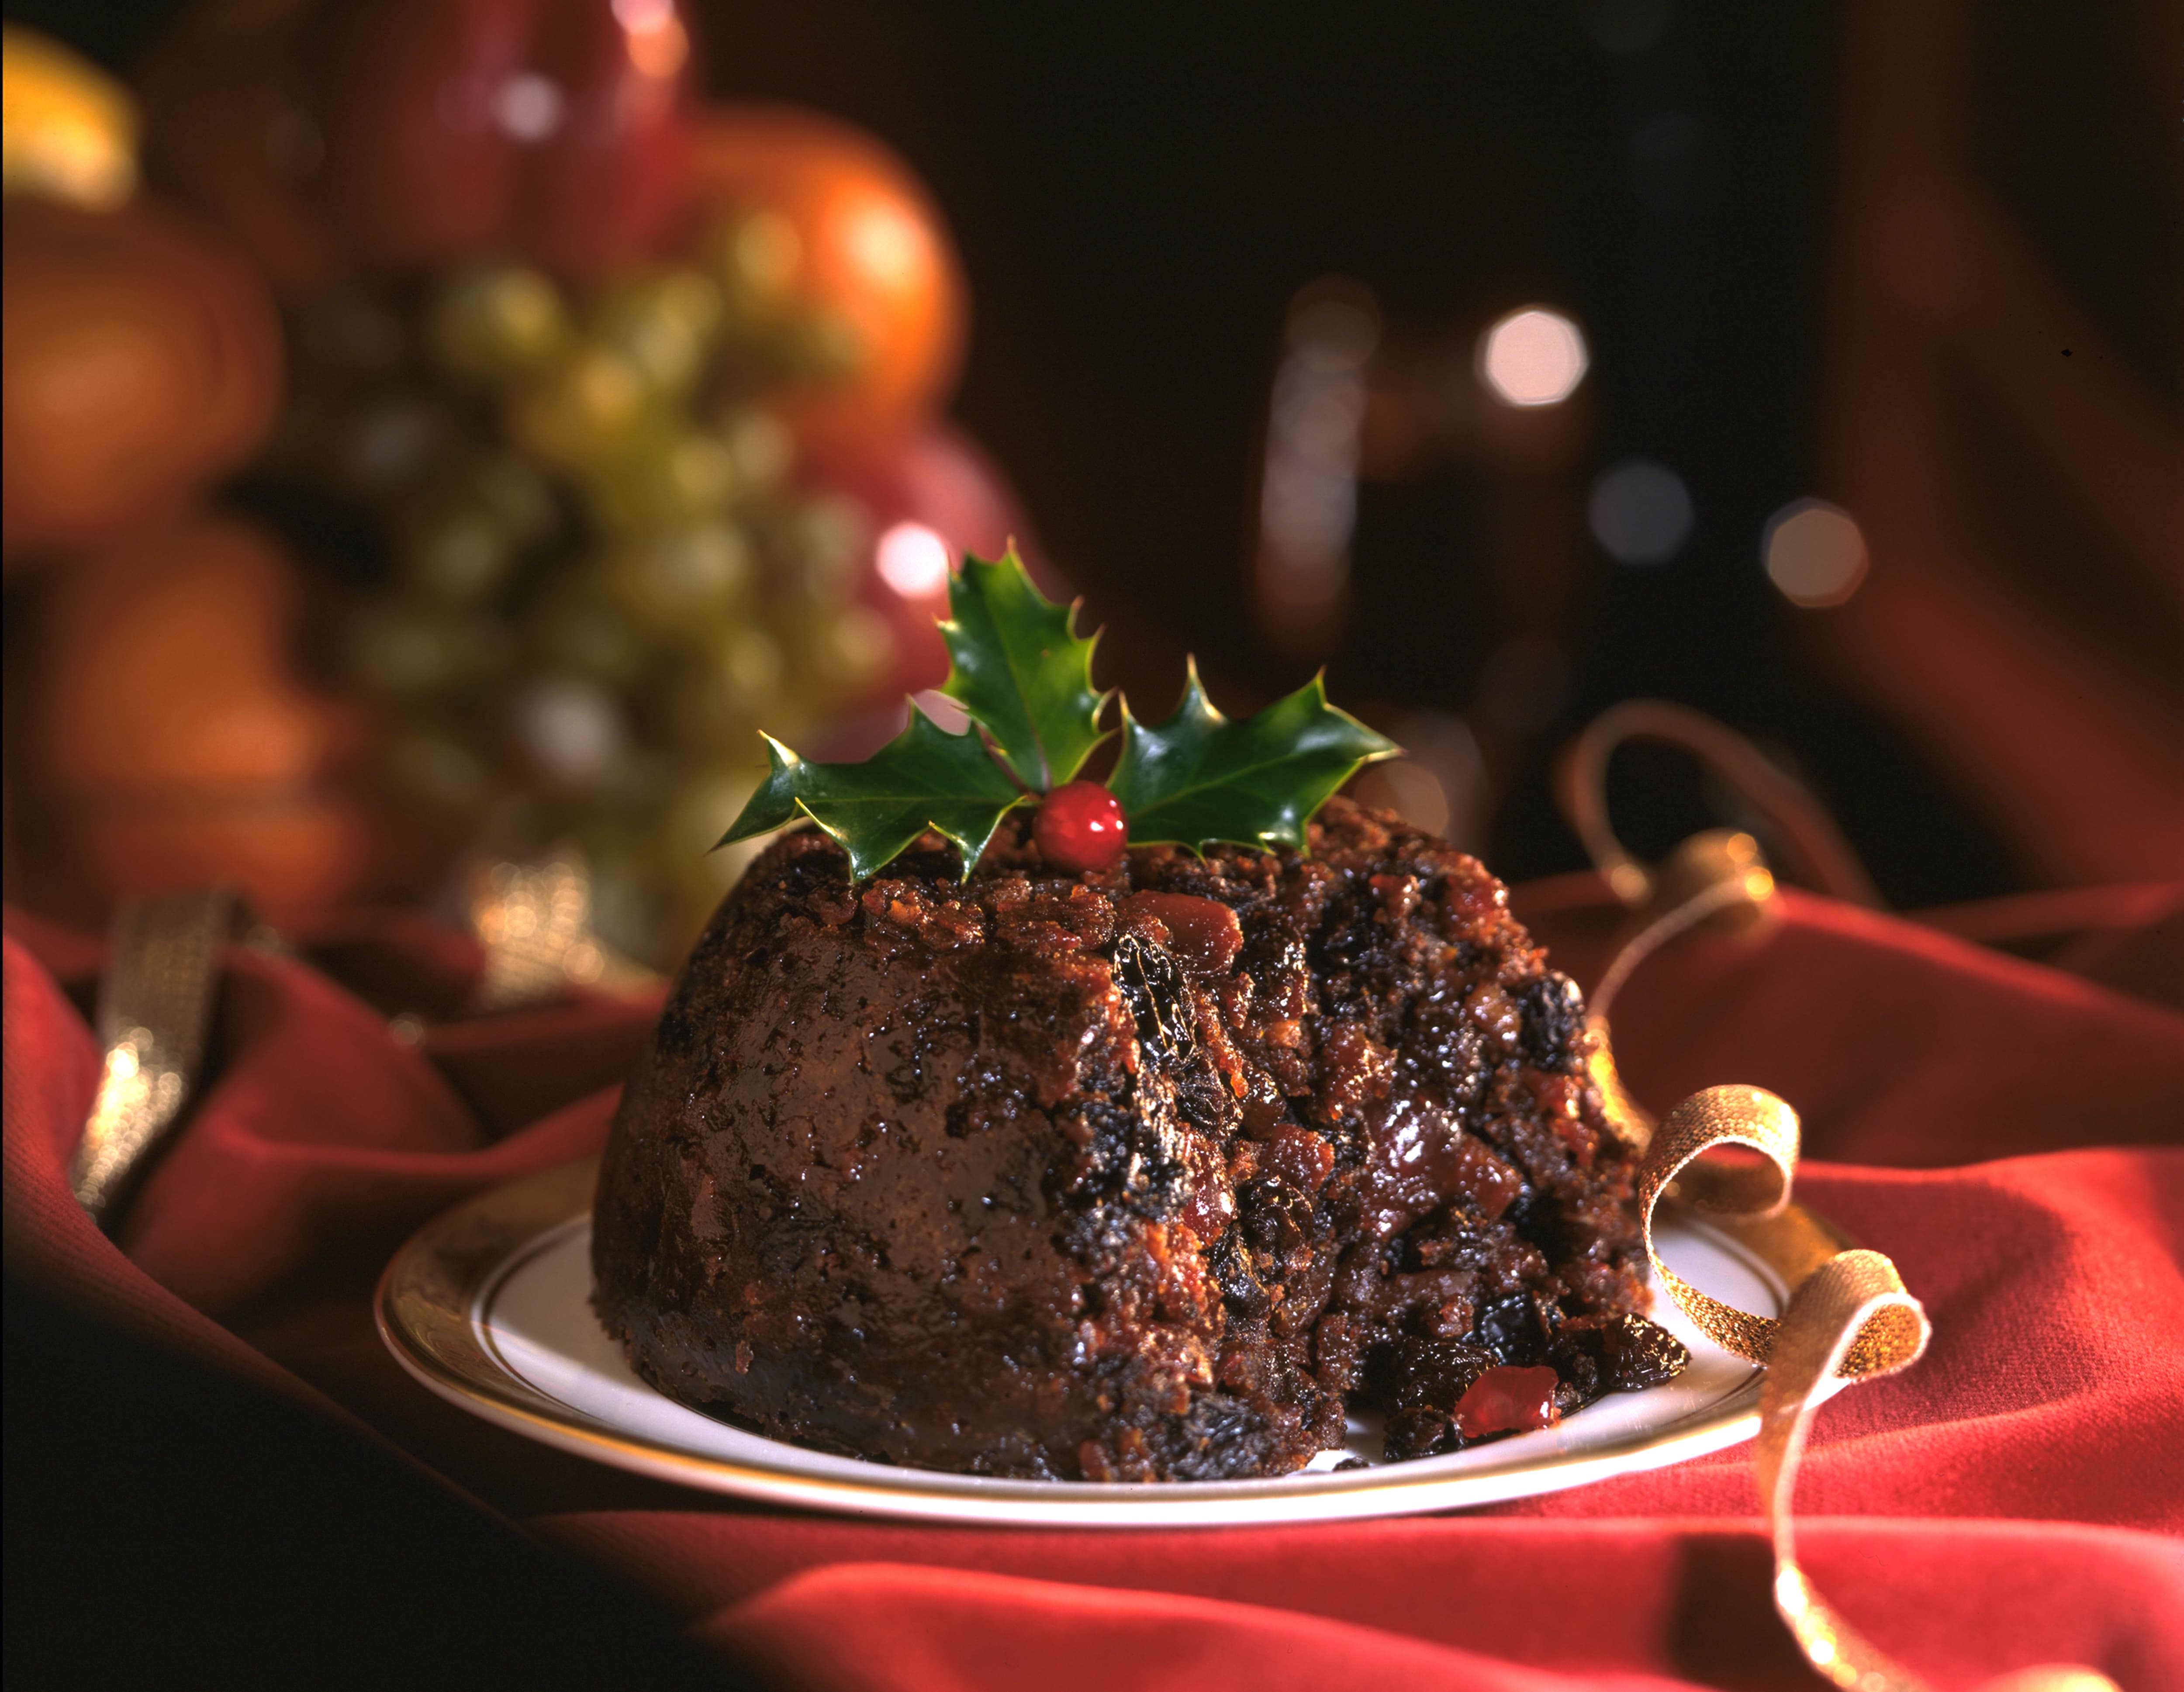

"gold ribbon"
[70,890,248,1224]
[1618,1071,2115,1692]
[1638,1086,1930,1379]
[462,849,661,1013]
[70,890,296,1225]
[1569,789,2115,1692]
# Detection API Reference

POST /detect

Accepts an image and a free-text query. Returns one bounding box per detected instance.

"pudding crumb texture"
[592,798,1676,1481]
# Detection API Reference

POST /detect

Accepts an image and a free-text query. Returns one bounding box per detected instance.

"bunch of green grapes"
[275,213,896,965]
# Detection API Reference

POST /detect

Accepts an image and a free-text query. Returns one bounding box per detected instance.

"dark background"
[10,0,2178,905]
[3,11,2177,1678]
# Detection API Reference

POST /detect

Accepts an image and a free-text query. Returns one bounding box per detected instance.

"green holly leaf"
[1109,660,1400,854]
[939,548,1110,791]
[713,732,807,840]
[714,707,1026,880]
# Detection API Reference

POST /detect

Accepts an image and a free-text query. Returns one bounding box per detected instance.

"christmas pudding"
[591,554,1685,1480]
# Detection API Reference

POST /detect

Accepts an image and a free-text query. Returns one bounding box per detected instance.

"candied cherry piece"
[1117,890,1242,973]
[1035,780,1127,872]
[1452,1364,1561,1439]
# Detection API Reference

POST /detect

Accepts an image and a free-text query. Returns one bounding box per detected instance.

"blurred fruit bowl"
[2,2,1053,965]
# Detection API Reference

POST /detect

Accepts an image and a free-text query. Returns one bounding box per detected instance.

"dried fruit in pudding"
[592,801,1683,1479]
[590,552,1686,1478]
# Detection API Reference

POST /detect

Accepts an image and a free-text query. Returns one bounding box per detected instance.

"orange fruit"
[3,21,140,210]
[680,104,968,454]
[2,194,284,567]
[14,512,421,921]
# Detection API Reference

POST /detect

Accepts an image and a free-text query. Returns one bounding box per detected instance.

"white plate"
[379,1161,1784,1527]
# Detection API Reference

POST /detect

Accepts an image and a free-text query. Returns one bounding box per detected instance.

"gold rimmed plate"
[377,1159,1824,1527]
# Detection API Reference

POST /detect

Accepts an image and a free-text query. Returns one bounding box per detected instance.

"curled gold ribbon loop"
[1583,835,2112,1692]
[1638,1084,1932,1686]
[1759,1250,1932,1692]
[1638,1085,1934,1380]
[1634,1078,2115,1692]
[1639,1085,1800,1366]
[1642,1091,1931,1380]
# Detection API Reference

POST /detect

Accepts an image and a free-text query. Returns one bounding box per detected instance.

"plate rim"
[375,1157,1848,1527]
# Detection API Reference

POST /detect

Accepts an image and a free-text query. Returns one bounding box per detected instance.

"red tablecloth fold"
[5,887,2181,1691]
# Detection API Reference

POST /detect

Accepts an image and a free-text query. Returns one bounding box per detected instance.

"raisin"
[1165,1395,1267,1481]
[1376,1335,1494,1411]
[1517,971,1586,1072]
[1552,1374,1593,1419]
[1603,1312,1689,1390]
[1173,1052,1241,1133]
[1382,1406,1456,1462]
[1207,1229,1271,1316]
[1549,1336,1601,1403]
[1113,932,1193,1064]
[1550,1312,1690,1394]
[1239,1174,1313,1255]
[1471,1289,1552,1365]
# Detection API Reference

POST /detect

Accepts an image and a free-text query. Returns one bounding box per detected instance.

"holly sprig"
[716,548,1399,877]
[1109,659,1396,855]
[938,550,1110,791]
[725,709,1027,881]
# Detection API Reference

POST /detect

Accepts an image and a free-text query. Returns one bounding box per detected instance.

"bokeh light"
[875,520,952,598]
[612,0,690,79]
[1478,307,1588,407]
[494,73,564,142]
[508,677,625,791]
[1587,457,1693,563]
[1762,499,1869,607]
[1256,282,1378,656]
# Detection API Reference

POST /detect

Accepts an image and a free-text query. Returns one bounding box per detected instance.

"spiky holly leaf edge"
[717,559,1401,879]
[938,547,1112,791]
[715,707,1026,881]
[1107,659,1401,856]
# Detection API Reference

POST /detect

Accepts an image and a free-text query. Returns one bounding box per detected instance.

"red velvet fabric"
[5,887,2182,1691]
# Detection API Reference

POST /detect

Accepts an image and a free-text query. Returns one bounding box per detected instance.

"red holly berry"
[1035,781,1127,873]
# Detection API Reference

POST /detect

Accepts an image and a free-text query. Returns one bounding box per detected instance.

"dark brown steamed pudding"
[592,798,1684,1481]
